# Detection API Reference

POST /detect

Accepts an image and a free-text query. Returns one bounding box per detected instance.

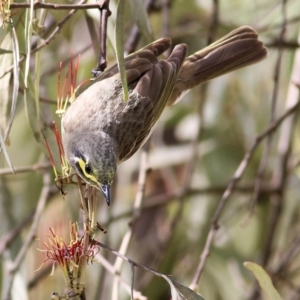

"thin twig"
[190,97,300,290]
[1,0,89,79]
[0,162,51,175]
[105,183,280,226]
[95,252,147,299]
[207,0,219,45]
[249,0,287,217]
[92,0,111,75]
[10,2,104,10]
[266,40,300,49]
[112,142,151,300]
[96,240,173,279]
[84,11,99,61]
[273,233,300,276]
[132,141,151,221]
[0,184,57,256]
[189,6,219,290]
[2,172,52,300]
[253,12,300,300]
[249,9,300,298]
[0,211,34,255]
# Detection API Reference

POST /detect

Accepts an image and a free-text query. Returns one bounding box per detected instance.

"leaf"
[24,79,42,144]
[24,0,34,88]
[0,32,14,170]
[172,280,205,300]
[4,21,20,143]
[160,274,180,300]
[0,33,12,137]
[148,270,205,300]
[115,0,128,102]
[244,262,282,300]
[0,129,14,171]
[129,0,153,43]
[34,44,41,133]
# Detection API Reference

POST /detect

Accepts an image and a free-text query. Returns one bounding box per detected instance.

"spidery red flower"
[37,223,99,294]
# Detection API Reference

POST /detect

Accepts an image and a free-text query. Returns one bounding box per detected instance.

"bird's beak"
[100,184,110,206]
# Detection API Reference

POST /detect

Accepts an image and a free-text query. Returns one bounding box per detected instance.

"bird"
[61,26,268,206]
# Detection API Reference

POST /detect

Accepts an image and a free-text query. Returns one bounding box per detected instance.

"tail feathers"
[184,39,266,86]
[168,26,268,105]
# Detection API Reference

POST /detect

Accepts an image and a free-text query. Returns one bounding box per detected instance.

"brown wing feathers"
[117,40,188,161]
[96,38,172,82]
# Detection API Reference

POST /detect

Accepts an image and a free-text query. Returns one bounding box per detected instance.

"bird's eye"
[85,164,92,175]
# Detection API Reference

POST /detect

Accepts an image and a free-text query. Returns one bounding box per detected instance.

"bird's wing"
[115,43,188,162]
[95,38,172,82]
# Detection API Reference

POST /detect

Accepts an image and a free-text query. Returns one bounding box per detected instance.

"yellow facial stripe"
[77,158,98,184]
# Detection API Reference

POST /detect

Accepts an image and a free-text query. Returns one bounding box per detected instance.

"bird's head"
[66,132,117,206]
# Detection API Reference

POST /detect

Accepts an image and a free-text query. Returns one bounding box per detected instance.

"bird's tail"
[168,26,268,105]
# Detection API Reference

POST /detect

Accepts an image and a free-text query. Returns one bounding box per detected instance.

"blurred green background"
[1,0,300,299]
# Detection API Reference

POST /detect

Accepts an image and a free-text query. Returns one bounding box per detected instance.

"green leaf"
[115,0,128,102]
[4,21,20,143]
[160,274,179,300]
[0,32,14,171]
[0,33,12,138]
[244,262,282,300]
[24,78,42,144]
[0,129,14,171]
[34,44,41,132]
[172,280,205,300]
[24,0,34,88]
[148,270,205,300]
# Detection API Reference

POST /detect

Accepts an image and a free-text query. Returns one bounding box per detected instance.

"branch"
[2,172,52,300]
[189,97,300,290]
[10,2,105,10]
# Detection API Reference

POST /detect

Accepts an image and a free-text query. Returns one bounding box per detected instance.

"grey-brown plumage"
[62,26,268,205]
